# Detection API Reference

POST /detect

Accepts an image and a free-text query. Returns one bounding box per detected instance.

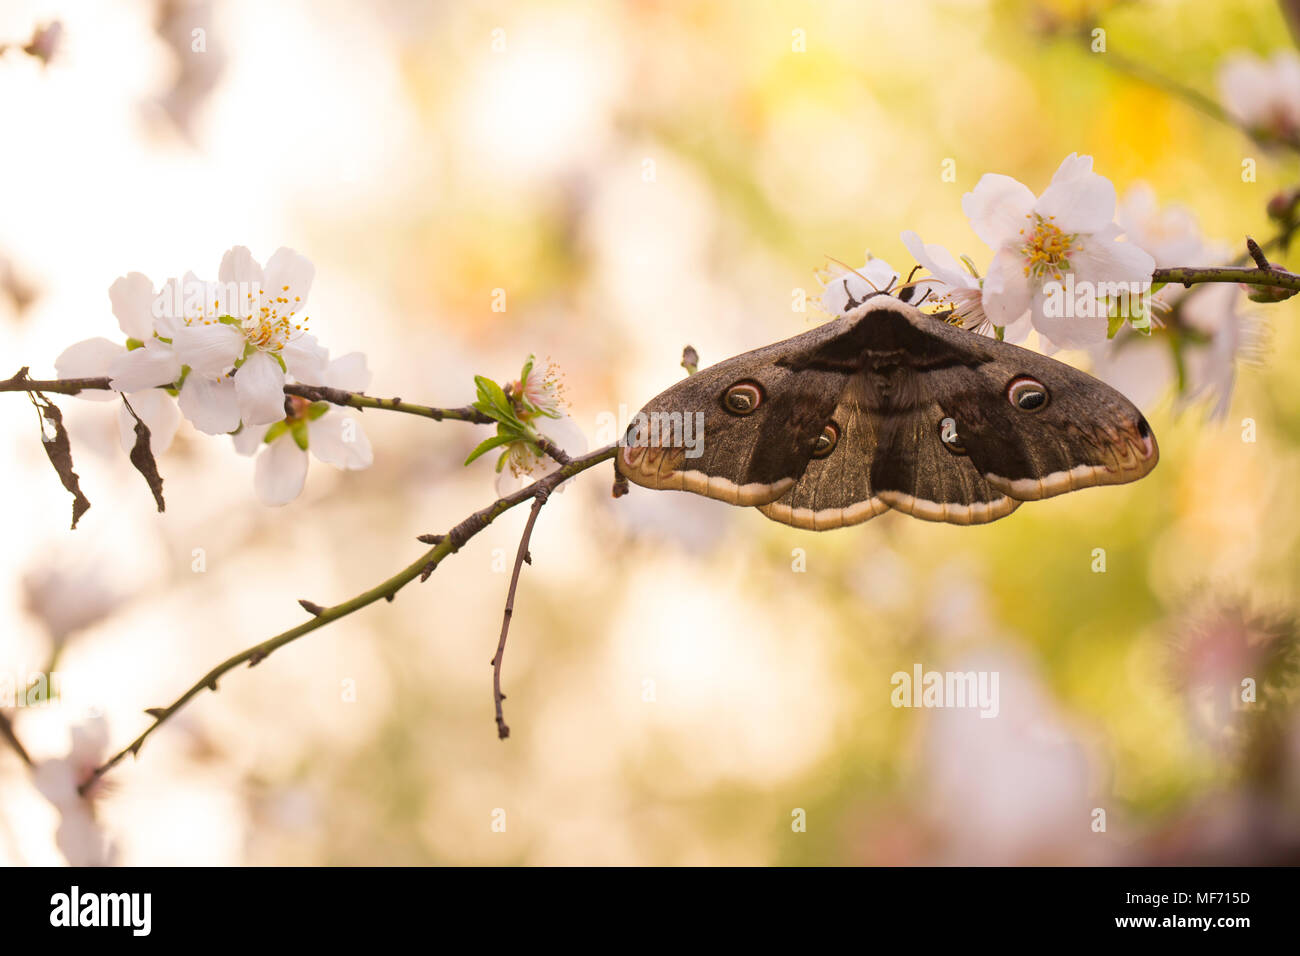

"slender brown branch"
[1246,237,1271,271]
[0,369,495,424]
[531,434,572,466]
[0,712,32,767]
[491,493,547,740]
[82,442,618,792]
[0,368,111,396]
[283,383,493,424]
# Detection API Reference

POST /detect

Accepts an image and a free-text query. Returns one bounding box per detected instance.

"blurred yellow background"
[2,0,1298,865]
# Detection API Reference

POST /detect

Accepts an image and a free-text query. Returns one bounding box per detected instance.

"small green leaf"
[264,421,289,444]
[125,337,145,351]
[1106,311,1126,339]
[473,375,525,428]
[291,420,309,450]
[464,432,517,466]
[306,401,331,420]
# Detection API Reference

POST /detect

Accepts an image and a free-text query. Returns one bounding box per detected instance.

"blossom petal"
[1035,154,1116,235]
[323,351,372,391]
[821,259,897,314]
[178,373,241,435]
[1030,289,1109,349]
[172,322,246,376]
[34,716,107,808]
[55,808,118,867]
[1000,311,1034,344]
[108,272,156,340]
[1116,184,1206,268]
[54,338,125,401]
[537,413,588,458]
[117,388,181,455]
[218,246,264,290]
[153,272,204,337]
[235,350,287,425]
[281,333,329,382]
[1274,51,1300,129]
[152,278,183,338]
[1089,336,1174,410]
[1179,281,1238,336]
[980,248,1032,329]
[494,444,542,497]
[254,435,309,506]
[901,231,973,288]
[307,413,373,469]
[108,341,181,392]
[262,247,314,316]
[231,421,271,456]
[1217,54,1273,127]
[1069,234,1156,291]
[961,174,1036,249]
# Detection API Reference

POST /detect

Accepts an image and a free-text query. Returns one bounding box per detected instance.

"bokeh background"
[2,0,1299,865]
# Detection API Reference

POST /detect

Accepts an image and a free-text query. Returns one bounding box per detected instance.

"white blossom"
[962,153,1156,349]
[1090,186,1260,419]
[32,717,118,867]
[899,231,991,334]
[818,256,900,315]
[170,247,328,427]
[232,352,373,506]
[53,273,182,454]
[1218,50,1300,143]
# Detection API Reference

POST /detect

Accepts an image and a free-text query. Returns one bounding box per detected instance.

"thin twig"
[1246,237,1271,270]
[0,370,494,424]
[0,368,109,396]
[491,493,547,740]
[531,435,572,466]
[82,443,618,793]
[283,383,493,424]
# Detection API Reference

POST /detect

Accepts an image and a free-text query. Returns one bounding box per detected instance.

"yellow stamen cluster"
[241,283,309,351]
[1019,214,1079,282]
[526,358,567,412]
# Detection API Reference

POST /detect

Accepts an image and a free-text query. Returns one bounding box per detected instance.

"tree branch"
[1152,264,1300,292]
[531,434,572,467]
[0,369,111,396]
[0,369,494,424]
[81,442,618,793]
[491,493,547,740]
[283,383,493,424]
